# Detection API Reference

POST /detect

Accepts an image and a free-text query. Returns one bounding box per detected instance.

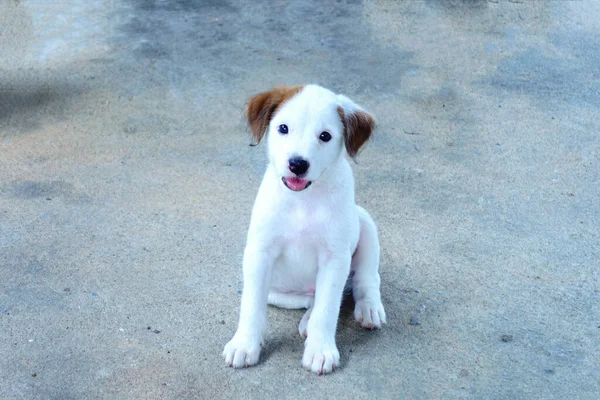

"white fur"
[223,85,386,375]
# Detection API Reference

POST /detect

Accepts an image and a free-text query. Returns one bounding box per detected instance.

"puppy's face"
[247,85,375,192]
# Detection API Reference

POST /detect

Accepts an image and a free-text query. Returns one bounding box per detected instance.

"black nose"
[288,157,309,176]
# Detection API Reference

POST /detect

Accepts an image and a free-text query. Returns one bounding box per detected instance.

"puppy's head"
[247,84,375,192]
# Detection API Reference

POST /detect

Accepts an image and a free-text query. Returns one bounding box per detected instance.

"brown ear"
[338,106,376,158]
[247,86,303,145]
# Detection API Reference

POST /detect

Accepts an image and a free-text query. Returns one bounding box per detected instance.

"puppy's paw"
[223,334,261,368]
[302,338,340,375]
[354,299,386,329]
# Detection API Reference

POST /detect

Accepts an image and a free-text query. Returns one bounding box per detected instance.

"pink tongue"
[285,177,308,191]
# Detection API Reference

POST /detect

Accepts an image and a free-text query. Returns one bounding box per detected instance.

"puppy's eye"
[319,131,332,142]
[278,124,289,134]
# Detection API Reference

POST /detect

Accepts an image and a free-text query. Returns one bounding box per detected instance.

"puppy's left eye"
[278,124,289,134]
[319,132,332,142]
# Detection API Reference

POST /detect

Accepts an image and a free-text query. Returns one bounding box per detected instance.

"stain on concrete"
[426,0,489,13]
[5,181,90,203]
[119,0,238,60]
[0,79,85,136]
[0,87,54,120]
[489,32,600,106]
[112,0,415,96]
[9,181,74,199]
[0,85,63,135]
[129,0,235,13]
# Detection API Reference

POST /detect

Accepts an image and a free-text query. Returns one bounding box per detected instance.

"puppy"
[223,84,386,375]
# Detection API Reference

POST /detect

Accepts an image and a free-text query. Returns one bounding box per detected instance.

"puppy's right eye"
[278,124,288,134]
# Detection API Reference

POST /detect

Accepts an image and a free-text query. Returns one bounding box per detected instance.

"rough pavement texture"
[1,1,599,399]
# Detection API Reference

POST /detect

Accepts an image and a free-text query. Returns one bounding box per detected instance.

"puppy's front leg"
[223,244,275,368]
[302,252,350,375]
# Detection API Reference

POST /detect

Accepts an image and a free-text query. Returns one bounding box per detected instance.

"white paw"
[298,308,312,339]
[302,338,340,375]
[223,334,261,368]
[354,299,386,329]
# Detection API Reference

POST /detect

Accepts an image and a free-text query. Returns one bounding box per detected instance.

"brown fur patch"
[338,106,375,158]
[247,85,304,145]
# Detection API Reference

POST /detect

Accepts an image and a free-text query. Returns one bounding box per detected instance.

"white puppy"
[223,84,386,375]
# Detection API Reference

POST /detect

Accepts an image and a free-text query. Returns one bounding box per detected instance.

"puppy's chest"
[280,204,330,242]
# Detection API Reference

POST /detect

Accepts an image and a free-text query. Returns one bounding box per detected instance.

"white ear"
[336,94,367,115]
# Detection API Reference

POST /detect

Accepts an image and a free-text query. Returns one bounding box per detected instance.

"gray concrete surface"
[1,0,598,398]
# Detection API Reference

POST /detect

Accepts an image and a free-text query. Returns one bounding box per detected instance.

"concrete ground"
[1,0,598,398]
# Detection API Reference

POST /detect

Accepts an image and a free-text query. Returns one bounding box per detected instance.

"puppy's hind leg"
[351,206,387,329]
[267,291,314,338]
[298,308,311,339]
